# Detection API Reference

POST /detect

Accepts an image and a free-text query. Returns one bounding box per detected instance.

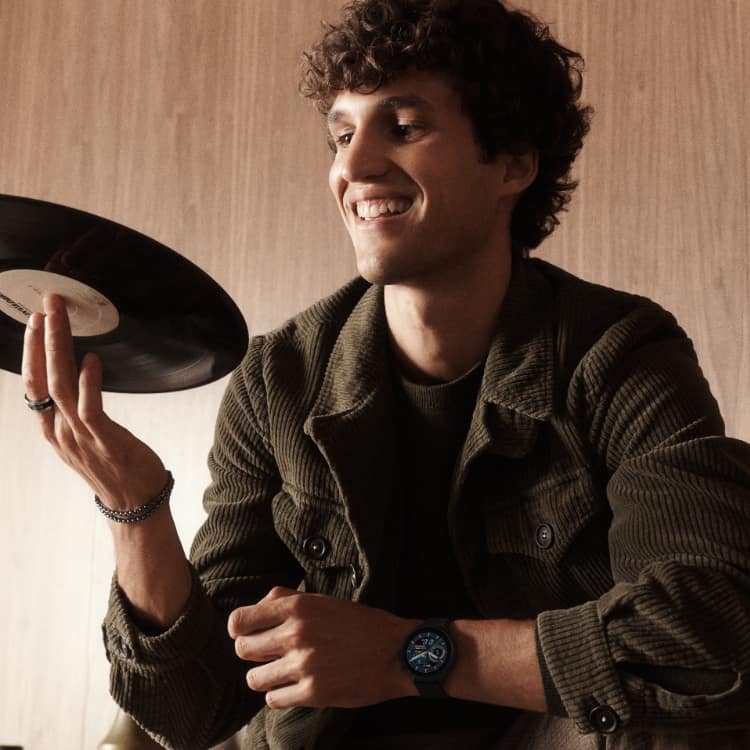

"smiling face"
[327,69,528,288]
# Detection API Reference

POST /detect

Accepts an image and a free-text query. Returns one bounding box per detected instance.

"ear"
[499,150,539,196]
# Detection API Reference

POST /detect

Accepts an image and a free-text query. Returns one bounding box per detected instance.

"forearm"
[443,618,546,712]
[388,617,546,711]
[109,503,192,630]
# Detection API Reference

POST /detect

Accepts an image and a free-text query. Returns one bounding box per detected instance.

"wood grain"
[0,1,746,747]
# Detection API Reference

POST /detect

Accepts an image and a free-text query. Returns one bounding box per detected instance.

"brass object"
[98,709,164,750]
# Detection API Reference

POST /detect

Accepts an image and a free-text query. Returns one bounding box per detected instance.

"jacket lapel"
[456,258,556,480]
[303,284,403,604]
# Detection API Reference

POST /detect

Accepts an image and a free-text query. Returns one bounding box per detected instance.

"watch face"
[405,630,451,675]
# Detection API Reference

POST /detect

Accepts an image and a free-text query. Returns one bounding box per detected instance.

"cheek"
[328,163,357,239]
[327,166,337,199]
[328,160,344,203]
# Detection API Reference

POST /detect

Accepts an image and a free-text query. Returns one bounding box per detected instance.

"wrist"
[96,470,173,524]
[442,618,475,699]
[93,465,170,510]
[442,618,546,711]
[399,617,456,699]
[390,616,422,699]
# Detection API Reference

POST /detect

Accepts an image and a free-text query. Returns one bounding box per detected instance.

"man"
[21,1,750,748]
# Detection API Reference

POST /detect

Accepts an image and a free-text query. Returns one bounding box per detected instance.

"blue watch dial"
[405,630,451,675]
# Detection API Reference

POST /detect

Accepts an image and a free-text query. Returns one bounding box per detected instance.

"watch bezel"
[401,620,455,682]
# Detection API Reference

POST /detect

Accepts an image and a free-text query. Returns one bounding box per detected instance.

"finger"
[265,679,314,710]
[264,585,297,601]
[44,293,82,424]
[246,658,296,693]
[79,352,104,427]
[21,312,58,434]
[228,597,290,639]
[22,312,51,401]
[234,626,287,663]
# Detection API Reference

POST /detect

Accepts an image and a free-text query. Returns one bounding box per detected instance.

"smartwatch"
[401,617,455,698]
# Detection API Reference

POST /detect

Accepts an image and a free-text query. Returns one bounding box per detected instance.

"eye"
[392,123,422,141]
[328,131,353,153]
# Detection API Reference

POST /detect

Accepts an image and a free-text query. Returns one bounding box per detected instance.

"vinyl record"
[0,194,249,393]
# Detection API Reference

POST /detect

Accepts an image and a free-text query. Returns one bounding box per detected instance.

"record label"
[0,269,119,336]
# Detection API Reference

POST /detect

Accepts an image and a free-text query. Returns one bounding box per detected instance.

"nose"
[335,130,391,184]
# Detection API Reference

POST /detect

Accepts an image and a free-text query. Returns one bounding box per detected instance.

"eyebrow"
[326,94,435,127]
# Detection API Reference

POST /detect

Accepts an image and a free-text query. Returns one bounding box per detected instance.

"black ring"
[24,394,55,412]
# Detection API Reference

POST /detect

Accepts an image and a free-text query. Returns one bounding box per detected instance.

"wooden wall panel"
[0,1,746,748]
[528,0,749,438]
[0,2,347,747]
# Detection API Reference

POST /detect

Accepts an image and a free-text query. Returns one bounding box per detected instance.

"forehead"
[327,70,460,124]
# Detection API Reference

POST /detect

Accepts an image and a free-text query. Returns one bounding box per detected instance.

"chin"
[354,252,394,286]
[353,245,422,287]
[356,266,390,286]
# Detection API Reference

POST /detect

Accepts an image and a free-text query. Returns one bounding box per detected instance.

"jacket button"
[116,634,133,660]
[589,704,619,734]
[535,523,554,549]
[302,535,329,560]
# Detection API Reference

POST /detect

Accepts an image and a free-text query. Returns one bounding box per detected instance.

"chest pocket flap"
[482,469,608,565]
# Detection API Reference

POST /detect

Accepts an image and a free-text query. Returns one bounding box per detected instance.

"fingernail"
[27,312,41,330]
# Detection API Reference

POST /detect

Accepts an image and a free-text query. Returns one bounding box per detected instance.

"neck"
[384,249,513,384]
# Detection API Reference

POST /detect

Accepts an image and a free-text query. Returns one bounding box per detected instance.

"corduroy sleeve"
[103,336,304,750]
[536,302,750,735]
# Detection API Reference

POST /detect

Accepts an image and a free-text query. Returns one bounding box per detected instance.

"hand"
[21,293,168,509]
[228,586,419,709]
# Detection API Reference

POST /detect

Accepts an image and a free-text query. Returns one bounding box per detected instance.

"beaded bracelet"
[94,472,175,524]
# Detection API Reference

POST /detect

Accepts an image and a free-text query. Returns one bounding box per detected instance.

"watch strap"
[423,617,451,630]
[414,677,448,699]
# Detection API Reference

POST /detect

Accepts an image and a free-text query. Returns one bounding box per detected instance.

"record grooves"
[0,194,249,393]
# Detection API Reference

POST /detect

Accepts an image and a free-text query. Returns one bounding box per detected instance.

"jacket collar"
[480,257,555,420]
[305,282,390,426]
[306,258,555,425]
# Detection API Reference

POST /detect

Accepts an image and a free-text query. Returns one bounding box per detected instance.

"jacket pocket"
[477,468,613,615]
[482,468,607,565]
[272,485,360,597]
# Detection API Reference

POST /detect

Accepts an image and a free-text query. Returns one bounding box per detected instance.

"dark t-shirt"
[344,358,519,744]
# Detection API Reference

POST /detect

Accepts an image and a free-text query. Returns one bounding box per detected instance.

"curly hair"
[300,0,592,254]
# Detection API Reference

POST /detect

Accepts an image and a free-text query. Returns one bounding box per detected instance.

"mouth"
[352,198,413,222]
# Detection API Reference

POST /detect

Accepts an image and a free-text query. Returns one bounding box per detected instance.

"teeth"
[356,199,411,219]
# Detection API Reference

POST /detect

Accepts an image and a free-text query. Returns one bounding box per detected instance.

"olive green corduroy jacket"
[103,259,750,750]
